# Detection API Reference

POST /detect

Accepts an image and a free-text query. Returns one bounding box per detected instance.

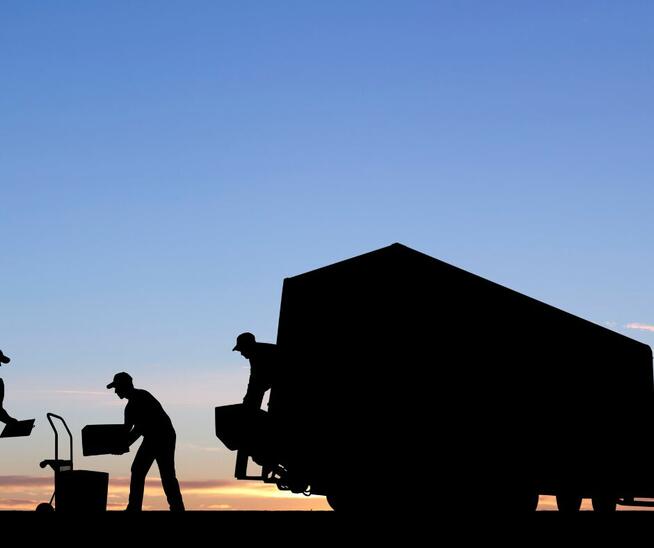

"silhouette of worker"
[0,350,17,425]
[233,332,280,411]
[107,372,185,512]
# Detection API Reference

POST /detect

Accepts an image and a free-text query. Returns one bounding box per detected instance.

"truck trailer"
[216,243,653,511]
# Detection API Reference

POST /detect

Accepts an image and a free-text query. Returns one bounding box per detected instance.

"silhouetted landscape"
[3,1,654,523]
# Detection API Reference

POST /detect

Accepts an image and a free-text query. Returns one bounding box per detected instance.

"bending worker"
[107,372,185,512]
[0,350,17,425]
[233,332,280,411]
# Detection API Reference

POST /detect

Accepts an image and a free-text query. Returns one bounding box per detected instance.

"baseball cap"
[233,332,256,351]
[107,372,133,389]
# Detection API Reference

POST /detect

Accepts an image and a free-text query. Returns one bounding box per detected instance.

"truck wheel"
[327,493,353,512]
[556,493,582,512]
[592,495,617,512]
[523,491,539,512]
[495,489,539,512]
[327,493,339,511]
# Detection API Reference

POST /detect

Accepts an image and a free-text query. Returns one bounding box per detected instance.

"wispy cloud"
[11,388,123,406]
[0,498,43,510]
[113,477,298,498]
[14,389,110,396]
[625,322,654,333]
[107,477,237,490]
[180,443,225,453]
[0,475,52,487]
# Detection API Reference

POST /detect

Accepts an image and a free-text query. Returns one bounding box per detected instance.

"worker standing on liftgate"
[0,350,18,426]
[107,372,185,512]
[233,332,280,411]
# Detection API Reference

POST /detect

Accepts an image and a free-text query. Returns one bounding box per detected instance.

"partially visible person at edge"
[0,350,17,425]
[107,372,185,512]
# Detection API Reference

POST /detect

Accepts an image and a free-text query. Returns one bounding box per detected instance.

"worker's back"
[125,389,175,437]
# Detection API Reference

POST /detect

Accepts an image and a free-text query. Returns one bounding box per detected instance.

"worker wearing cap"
[233,332,280,411]
[0,350,17,425]
[107,372,185,512]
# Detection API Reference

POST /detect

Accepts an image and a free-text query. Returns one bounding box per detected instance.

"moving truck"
[216,243,653,511]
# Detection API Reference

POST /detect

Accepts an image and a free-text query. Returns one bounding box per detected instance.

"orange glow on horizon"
[2,475,653,511]
[0,476,331,511]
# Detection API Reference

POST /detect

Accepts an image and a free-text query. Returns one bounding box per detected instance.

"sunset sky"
[1,1,654,510]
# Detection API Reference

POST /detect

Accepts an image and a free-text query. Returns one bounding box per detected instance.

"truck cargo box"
[225,243,654,511]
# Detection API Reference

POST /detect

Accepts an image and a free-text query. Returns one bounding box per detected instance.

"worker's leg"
[127,441,156,511]
[235,449,249,479]
[155,434,185,511]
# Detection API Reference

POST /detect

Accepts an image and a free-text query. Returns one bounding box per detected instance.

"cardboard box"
[82,424,130,456]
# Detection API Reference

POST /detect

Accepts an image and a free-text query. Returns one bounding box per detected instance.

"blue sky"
[1,1,653,509]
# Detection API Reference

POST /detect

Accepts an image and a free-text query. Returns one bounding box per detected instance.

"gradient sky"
[1,1,653,510]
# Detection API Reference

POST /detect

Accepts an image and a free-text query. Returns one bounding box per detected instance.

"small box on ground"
[82,424,130,456]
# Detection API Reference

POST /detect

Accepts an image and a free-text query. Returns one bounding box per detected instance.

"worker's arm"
[124,406,143,447]
[243,389,265,409]
[243,369,267,410]
[0,379,17,425]
[127,427,143,446]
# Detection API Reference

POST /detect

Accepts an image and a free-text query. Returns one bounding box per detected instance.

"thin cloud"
[625,323,654,333]
[52,390,109,396]
[0,476,52,487]
[107,477,304,498]
[107,477,237,490]
[0,498,43,510]
[0,475,242,492]
[180,443,225,453]
[10,389,122,406]
[15,389,110,396]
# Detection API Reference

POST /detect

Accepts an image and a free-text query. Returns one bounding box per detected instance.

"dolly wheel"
[36,502,54,512]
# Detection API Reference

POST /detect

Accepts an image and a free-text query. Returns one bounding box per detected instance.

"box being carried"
[82,424,130,456]
[0,419,35,438]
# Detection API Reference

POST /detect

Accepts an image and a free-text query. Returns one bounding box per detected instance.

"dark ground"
[0,511,652,543]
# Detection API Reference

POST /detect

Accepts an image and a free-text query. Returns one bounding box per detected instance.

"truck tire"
[327,493,339,511]
[592,494,617,512]
[556,493,582,512]
[327,493,354,512]
[523,491,539,512]
[495,488,539,512]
